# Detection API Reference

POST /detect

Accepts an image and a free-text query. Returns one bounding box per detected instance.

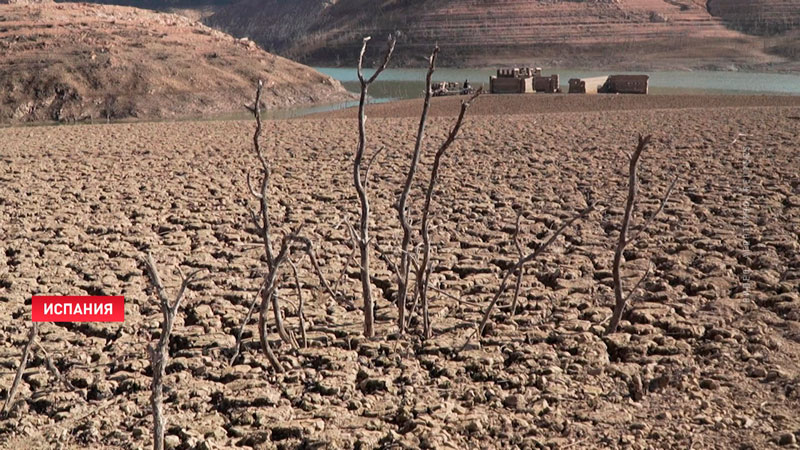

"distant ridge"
[204,0,798,70]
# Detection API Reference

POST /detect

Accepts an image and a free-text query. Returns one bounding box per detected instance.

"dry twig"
[605,135,678,335]
[287,258,308,349]
[415,88,482,339]
[509,210,525,316]
[354,34,396,337]
[1,323,38,417]
[396,47,438,334]
[228,281,266,365]
[461,204,595,351]
[34,341,75,393]
[143,253,203,450]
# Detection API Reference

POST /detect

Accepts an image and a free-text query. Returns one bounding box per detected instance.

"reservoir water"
[316,67,800,101]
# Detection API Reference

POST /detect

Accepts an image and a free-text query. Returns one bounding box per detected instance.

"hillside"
[205,0,798,69]
[708,0,800,35]
[0,2,352,123]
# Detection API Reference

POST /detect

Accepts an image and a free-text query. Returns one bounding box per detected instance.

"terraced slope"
[206,0,789,69]
[0,2,351,122]
[708,0,800,35]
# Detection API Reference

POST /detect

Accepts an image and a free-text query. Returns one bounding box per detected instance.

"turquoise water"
[316,67,800,101]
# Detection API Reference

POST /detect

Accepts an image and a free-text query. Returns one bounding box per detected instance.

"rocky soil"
[0,2,352,123]
[0,95,799,449]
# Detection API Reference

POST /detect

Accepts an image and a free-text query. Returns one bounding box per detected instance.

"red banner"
[32,296,125,322]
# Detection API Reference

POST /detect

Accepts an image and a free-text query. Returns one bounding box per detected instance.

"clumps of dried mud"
[0,97,799,449]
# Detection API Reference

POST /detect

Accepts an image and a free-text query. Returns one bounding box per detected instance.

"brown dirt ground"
[0,95,799,449]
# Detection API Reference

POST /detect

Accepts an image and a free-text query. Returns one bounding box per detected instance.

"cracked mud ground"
[1,95,799,449]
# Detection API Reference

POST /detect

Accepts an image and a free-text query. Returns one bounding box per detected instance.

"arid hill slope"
[708,0,800,35]
[0,2,352,123]
[205,0,797,69]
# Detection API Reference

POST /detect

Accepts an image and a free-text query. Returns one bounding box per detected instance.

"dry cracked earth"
[0,95,799,449]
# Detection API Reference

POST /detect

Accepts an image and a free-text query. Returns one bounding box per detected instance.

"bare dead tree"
[143,253,203,450]
[605,135,678,335]
[244,81,295,347]
[243,81,338,352]
[395,47,438,334]
[461,204,596,351]
[1,323,38,417]
[415,89,482,339]
[354,35,396,337]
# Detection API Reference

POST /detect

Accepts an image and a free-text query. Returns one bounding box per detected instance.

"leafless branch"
[34,341,75,392]
[461,204,595,351]
[606,135,678,335]
[257,287,283,373]
[375,240,402,281]
[415,88,483,339]
[258,230,309,369]
[246,80,275,268]
[144,253,203,450]
[509,211,525,316]
[287,258,308,349]
[357,35,397,86]
[2,323,38,417]
[332,235,358,298]
[396,46,438,334]
[228,281,266,365]
[363,145,386,190]
[293,235,340,306]
[623,263,652,305]
[246,170,263,199]
[354,34,396,337]
[624,176,679,246]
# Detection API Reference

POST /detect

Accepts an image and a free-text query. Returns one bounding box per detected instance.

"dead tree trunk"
[1,323,38,417]
[415,89,482,339]
[605,135,678,335]
[244,81,296,348]
[144,253,203,450]
[396,47,438,334]
[354,35,396,337]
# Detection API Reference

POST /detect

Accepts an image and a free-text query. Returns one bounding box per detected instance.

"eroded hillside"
[0,2,352,123]
[205,0,796,69]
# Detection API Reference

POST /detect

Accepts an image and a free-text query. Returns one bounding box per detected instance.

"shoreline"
[308,93,800,120]
[4,93,800,128]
